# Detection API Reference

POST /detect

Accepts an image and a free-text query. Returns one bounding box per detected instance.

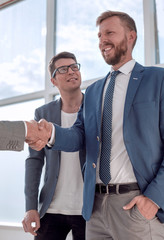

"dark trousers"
[35,213,86,240]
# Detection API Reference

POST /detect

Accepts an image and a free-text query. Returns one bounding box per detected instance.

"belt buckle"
[106,185,109,194]
[116,184,120,194]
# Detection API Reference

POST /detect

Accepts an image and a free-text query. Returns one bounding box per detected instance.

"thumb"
[123,197,137,210]
[34,217,40,232]
[38,119,45,130]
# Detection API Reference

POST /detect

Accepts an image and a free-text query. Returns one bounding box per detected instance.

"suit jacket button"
[92,163,96,168]
[97,136,100,141]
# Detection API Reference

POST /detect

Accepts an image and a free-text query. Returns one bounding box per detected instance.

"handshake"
[25,119,53,151]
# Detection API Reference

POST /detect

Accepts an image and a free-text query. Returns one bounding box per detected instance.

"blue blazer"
[25,99,85,218]
[53,62,164,222]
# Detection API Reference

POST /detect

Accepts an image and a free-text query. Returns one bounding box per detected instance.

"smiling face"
[98,16,136,70]
[51,58,81,93]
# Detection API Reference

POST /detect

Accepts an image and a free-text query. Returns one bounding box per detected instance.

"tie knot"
[111,70,120,78]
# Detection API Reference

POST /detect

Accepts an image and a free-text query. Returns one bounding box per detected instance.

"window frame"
[143,0,164,67]
[0,0,163,110]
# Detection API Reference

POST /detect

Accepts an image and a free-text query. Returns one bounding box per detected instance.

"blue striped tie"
[99,71,120,185]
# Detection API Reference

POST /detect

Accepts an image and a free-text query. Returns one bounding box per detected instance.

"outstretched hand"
[25,119,52,151]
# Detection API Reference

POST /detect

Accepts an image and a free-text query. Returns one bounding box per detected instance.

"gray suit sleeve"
[0,121,25,151]
[25,108,45,212]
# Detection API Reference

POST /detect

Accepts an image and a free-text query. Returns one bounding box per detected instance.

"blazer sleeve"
[52,103,85,152]
[142,71,164,211]
[25,110,45,211]
[0,121,25,151]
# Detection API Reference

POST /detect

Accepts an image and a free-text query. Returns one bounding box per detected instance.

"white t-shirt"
[47,111,83,215]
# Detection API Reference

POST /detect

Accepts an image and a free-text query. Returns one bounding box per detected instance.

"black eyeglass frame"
[52,63,81,78]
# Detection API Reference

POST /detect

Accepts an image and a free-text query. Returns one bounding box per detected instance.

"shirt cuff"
[47,123,55,147]
[24,121,27,137]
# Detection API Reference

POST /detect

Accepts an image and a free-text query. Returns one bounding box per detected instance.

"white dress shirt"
[96,59,137,184]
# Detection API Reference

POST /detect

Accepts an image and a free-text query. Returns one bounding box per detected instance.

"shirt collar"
[111,59,136,75]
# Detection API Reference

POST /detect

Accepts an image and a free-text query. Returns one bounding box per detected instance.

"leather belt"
[95,183,139,194]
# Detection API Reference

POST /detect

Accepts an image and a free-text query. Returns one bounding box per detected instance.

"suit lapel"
[96,74,110,133]
[124,62,144,122]
[50,98,61,125]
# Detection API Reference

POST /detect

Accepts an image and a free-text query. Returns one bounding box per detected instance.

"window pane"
[156,0,164,64]
[0,98,44,223]
[56,0,144,81]
[0,0,46,100]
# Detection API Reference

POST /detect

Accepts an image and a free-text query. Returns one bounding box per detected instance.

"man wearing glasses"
[22,52,86,240]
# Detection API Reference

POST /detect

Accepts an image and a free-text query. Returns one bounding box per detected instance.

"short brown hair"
[48,51,77,77]
[96,10,137,48]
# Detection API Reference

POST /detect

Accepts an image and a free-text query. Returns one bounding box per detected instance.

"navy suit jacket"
[52,62,164,222]
[25,99,85,218]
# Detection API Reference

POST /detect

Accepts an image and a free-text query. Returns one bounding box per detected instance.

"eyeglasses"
[52,63,80,78]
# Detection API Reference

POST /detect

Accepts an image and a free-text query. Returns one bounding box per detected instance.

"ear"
[128,30,137,46]
[51,77,58,87]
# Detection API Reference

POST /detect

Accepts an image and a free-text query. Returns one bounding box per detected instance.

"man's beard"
[103,37,128,66]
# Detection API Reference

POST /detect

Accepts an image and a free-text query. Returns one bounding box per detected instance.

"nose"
[99,35,108,45]
[99,34,107,47]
